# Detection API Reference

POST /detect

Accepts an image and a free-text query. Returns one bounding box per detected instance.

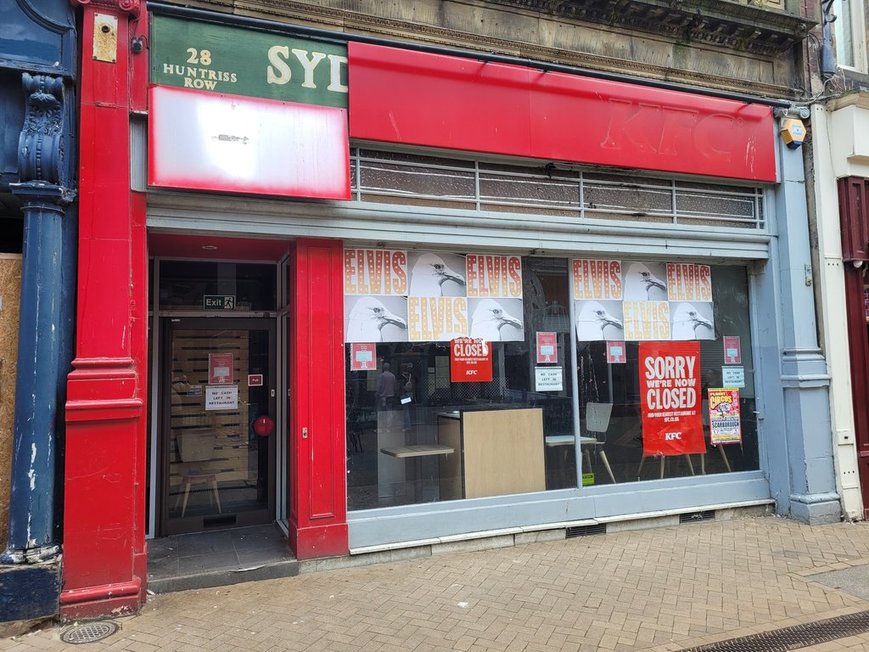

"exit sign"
[203,295,236,310]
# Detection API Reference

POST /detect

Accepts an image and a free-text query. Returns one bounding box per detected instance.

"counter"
[438,407,545,499]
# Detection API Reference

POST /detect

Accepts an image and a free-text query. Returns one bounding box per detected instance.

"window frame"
[834,0,868,74]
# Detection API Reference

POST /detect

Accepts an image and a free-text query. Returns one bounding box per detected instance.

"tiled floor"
[147,523,297,593]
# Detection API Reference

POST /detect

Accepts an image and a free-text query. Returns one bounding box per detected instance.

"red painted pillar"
[61,0,148,618]
[288,239,348,559]
[843,265,869,519]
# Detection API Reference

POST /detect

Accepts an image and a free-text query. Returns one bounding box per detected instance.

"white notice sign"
[206,385,239,410]
[535,366,563,392]
[721,366,745,388]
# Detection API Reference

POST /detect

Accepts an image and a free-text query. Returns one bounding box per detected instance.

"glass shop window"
[344,251,759,512]
[573,263,758,485]
[158,260,276,312]
[344,254,576,510]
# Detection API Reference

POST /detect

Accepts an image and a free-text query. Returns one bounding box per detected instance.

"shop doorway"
[160,318,276,535]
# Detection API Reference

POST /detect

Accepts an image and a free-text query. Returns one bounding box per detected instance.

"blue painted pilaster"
[1,75,73,564]
[764,131,839,524]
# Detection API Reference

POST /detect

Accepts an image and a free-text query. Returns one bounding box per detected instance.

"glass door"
[161,318,276,535]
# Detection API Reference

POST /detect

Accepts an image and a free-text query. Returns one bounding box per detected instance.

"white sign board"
[535,366,563,392]
[206,385,239,410]
[721,366,745,388]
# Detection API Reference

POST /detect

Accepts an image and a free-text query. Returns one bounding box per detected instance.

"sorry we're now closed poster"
[639,341,705,456]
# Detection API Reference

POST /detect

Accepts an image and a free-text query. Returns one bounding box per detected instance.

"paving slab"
[6,516,869,651]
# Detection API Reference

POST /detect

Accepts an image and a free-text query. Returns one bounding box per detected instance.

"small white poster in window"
[721,366,745,388]
[206,385,239,410]
[535,366,563,392]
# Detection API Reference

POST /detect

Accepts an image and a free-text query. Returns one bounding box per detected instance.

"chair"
[174,431,222,517]
[581,402,617,484]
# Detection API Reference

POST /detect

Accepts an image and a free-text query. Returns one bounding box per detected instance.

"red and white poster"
[450,337,493,382]
[350,342,377,371]
[606,340,626,364]
[723,336,741,365]
[708,388,742,444]
[639,341,705,456]
[536,332,557,364]
[208,352,234,385]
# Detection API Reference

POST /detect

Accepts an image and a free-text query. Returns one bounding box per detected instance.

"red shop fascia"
[62,0,777,619]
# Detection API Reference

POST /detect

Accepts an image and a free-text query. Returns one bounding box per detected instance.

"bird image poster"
[573,259,714,342]
[708,388,742,444]
[638,341,705,456]
[343,248,524,343]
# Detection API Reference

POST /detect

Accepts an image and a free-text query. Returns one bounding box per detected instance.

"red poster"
[639,341,704,456]
[723,336,741,365]
[350,342,377,371]
[450,337,493,382]
[536,332,557,364]
[208,352,234,385]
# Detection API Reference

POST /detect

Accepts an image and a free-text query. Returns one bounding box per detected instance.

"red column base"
[59,579,142,621]
[289,522,349,560]
[63,360,146,618]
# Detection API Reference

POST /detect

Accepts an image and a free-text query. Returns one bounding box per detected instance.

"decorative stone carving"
[233,0,804,96]
[17,74,65,187]
[69,0,142,18]
[484,0,815,55]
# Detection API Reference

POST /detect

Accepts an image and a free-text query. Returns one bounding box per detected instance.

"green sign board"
[149,14,348,108]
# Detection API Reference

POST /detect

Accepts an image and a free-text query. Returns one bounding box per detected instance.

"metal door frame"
[157,316,277,536]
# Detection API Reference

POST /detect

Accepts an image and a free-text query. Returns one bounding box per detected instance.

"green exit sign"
[203,295,236,310]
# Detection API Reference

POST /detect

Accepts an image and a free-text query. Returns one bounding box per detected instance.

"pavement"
[7,513,869,651]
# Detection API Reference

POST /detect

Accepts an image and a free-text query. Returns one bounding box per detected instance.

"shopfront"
[141,7,824,547]
[811,95,869,521]
[337,152,776,549]
[61,0,839,617]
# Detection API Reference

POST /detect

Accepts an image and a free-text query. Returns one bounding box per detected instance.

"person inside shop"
[376,362,397,410]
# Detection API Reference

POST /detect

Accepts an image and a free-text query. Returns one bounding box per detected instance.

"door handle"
[302,427,308,439]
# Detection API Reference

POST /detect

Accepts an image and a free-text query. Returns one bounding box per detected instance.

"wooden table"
[380,444,455,458]
[381,445,456,502]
